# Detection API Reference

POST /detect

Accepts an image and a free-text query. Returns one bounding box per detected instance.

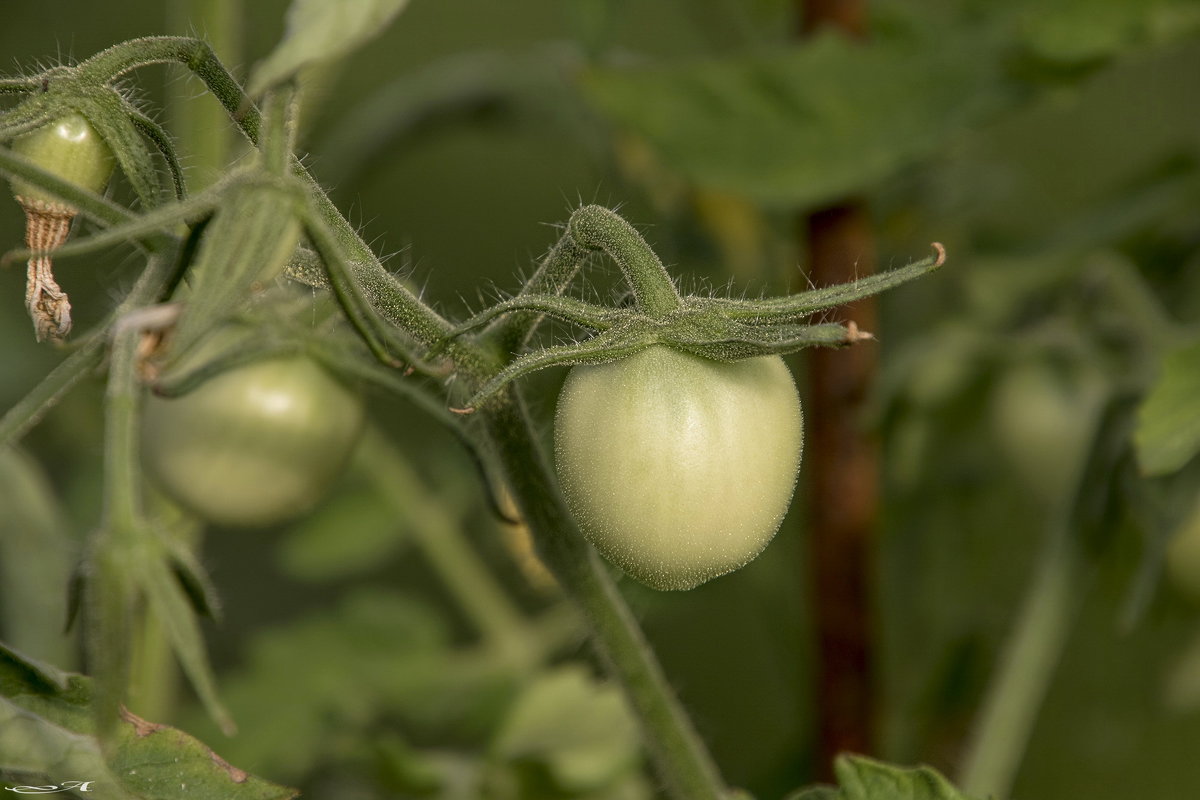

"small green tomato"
[554,345,803,591]
[1167,501,1200,602]
[142,357,365,528]
[10,114,115,209]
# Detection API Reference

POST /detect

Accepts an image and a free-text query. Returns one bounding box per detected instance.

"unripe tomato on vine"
[554,346,803,591]
[7,113,115,342]
[141,356,366,528]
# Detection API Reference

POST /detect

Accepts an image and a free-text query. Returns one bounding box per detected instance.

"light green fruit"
[142,357,365,528]
[1167,500,1200,602]
[10,114,115,209]
[989,362,1101,506]
[554,346,803,591]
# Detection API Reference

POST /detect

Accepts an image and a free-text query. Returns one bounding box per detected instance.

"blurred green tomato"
[1167,500,1200,601]
[989,362,1101,506]
[142,357,365,527]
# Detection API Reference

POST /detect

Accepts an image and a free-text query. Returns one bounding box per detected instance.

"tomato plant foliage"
[0,1,1198,800]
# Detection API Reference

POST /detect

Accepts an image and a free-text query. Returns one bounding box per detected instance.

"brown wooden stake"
[800,205,878,777]
[795,0,876,780]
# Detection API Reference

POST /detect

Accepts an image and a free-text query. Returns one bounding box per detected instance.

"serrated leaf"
[1136,338,1200,475]
[833,755,978,800]
[582,31,1005,207]
[492,666,641,792]
[0,643,296,800]
[249,0,411,96]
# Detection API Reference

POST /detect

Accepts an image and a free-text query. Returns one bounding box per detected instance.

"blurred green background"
[2,1,1200,798]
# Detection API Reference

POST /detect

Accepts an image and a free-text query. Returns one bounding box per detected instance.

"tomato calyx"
[445,206,944,410]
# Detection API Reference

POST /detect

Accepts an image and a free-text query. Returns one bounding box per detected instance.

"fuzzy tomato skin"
[142,357,365,528]
[554,346,803,591]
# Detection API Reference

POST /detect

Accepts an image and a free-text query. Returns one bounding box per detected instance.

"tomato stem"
[355,430,540,670]
[958,514,1089,799]
[483,391,729,800]
[568,204,682,318]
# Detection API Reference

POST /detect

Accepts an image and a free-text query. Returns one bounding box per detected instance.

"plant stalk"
[355,431,536,670]
[958,516,1089,799]
[168,0,242,191]
[482,392,728,800]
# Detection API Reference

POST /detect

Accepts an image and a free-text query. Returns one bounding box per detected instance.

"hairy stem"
[76,38,467,354]
[355,431,536,669]
[569,205,681,318]
[168,0,242,191]
[482,393,727,800]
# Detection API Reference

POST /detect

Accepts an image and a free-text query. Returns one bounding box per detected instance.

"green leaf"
[1017,0,1200,65]
[278,483,409,581]
[138,557,234,735]
[184,589,516,780]
[783,757,978,800]
[582,31,1004,207]
[492,666,641,793]
[1136,338,1200,475]
[784,788,839,800]
[0,642,296,800]
[834,755,978,800]
[0,448,78,667]
[249,0,412,96]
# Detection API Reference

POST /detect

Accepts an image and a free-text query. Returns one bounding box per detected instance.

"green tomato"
[554,346,803,591]
[9,114,115,209]
[142,357,365,527]
[1167,500,1200,602]
[989,361,1102,506]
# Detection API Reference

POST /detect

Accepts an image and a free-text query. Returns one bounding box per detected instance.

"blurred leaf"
[582,31,1005,207]
[250,0,412,96]
[1164,495,1200,602]
[783,756,978,800]
[278,483,408,581]
[492,665,641,793]
[1136,338,1200,475]
[835,755,978,800]
[189,589,517,779]
[0,447,77,666]
[1165,623,1200,711]
[784,787,838,800]
[138,555,233,735]
[1018,0,1200,65]
[0,642,296,800]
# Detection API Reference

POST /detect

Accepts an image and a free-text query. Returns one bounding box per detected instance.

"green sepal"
[692,242,945,323]
[75,91,164,210]
[168,175,303,359]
